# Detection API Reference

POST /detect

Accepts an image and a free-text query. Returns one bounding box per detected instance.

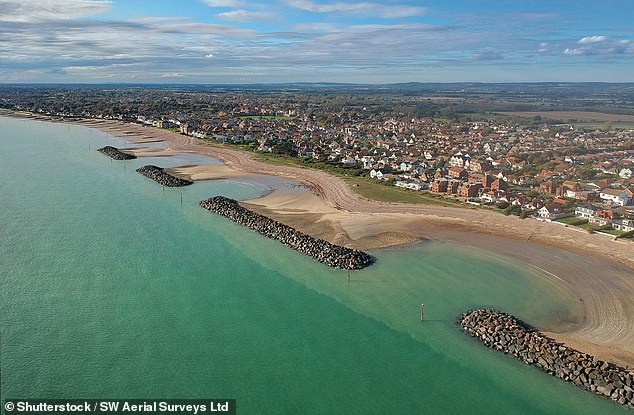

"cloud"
[0,0,631,84]
[130,16,190,24]
[202,0,244,7]
[284,0,426,19]
[152,22,256,38]
[564,48,585,56]
[578,35,607,44]
[0,0,110,22]
[291,22,337,32]
[470,49,503,61]
[215,9,278,23]
[564,37,633,56]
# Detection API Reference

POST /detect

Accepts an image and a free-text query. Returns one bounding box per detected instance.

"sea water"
[0,116,628,414]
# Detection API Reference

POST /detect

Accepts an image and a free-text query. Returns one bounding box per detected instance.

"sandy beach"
[10,114,634,367]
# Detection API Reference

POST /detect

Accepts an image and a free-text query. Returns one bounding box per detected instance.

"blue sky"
[1,0,633,83]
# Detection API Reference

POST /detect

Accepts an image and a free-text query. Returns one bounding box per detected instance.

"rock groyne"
[137,165,193,187]
[199,196,373,270]
[97,146,137,160]
[459,309,633,409]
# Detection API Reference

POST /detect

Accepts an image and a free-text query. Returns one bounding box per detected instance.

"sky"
[1,0,633,84]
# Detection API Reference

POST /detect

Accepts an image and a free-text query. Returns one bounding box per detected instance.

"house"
[619,168,633,179]
[480,191,498,204]
[540,179,558,194]
[430,179,448,193]
[448,167,468,180]
[482,174,496,189]
[447,179,461,194]
[396,180,426,191]
[612,219,634,232]
[469,160,492,173]
[491,178,507,192]
[537,204,566,220]
[468,173,484,184]
[589,209,618,226]
[448,153,470,168]
[399,162,412,172]
[575,205,600,219]
[599,188,633,206]
[459,182,482,198]
[370,169,385,180]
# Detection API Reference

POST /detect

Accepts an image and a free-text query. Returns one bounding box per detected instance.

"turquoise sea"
[0,116,629,414]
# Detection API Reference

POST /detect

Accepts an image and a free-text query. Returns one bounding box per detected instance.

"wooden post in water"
[421,304,425,321]
[180,191,183,205]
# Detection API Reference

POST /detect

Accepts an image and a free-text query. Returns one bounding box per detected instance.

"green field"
[598,228,628,237]
[578,222,608,232]
[555,217,588,226]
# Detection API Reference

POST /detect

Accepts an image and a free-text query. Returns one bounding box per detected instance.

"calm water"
[0,116,628,414]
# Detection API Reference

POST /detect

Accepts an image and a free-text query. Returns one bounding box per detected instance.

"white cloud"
[538,42,549,53]
[470,49,503,61]
[202,0,244,7]
[160,73,185,78]
[578,35,607,44]
[152,22,256,39]
[292,22,337,32]
[564,48,585,56]
[284,0,426,19]
[0,0,110,22]
[564,36,634,56]
[216,9,278,23]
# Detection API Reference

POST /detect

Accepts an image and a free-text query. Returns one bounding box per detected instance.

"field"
[497,111,634,129]
[555,217,588,226]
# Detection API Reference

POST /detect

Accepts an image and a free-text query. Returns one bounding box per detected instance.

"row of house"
[575,205,634,232]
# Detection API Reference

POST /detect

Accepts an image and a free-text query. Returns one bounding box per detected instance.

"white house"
[619,167,632,179]
[575,205,600,219]
[537,204,566,220]
[370,169,385,180]
[599,188,632,206]
[395,181,426,191]
[399,162,412,172]
[612,219,634,232]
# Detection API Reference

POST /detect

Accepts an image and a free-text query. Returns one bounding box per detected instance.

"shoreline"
[3,112,634,367]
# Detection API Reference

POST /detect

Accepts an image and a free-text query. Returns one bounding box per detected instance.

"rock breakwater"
[97,146,136,160]
[199,196,373,269]
[460,309,633,409]
[137,165,193,187]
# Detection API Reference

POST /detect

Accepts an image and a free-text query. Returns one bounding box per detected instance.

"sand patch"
[164,164,247,181]
[122,147,178,157]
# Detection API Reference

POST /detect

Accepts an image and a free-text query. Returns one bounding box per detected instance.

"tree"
[272,139,297,157]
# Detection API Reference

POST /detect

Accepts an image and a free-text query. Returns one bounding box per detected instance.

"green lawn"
[598,228,627,237]
[579,223,603,231]
[555,216,588,226]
